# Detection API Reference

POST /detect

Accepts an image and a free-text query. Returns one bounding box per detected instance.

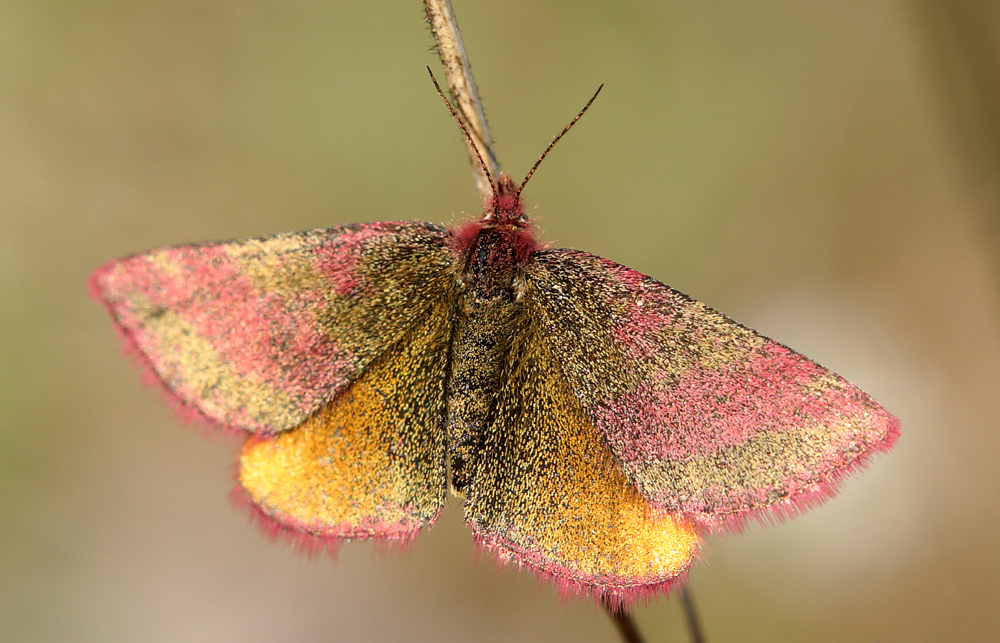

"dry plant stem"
[424,0,500,198]
[427,68,497,194]
[680,585,707,643]
[604,586,706,643]
[603,603,645,643]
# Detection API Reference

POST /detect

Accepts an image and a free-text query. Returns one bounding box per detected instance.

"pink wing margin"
[90,221,456,436]
[526,249,900,532]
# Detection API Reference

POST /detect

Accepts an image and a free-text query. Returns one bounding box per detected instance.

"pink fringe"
[694,414,901,533]
[227,465,428,558]
[88,266,245,441]
[473,532,700,611]
[450,220,483,256]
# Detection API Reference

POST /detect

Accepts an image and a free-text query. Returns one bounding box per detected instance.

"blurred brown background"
[2,1,999,641]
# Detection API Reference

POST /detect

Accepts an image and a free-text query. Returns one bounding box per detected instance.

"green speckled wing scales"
[523,249,899,531]
[90,221,458,434]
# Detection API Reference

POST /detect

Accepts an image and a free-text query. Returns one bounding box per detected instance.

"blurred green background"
[3,1,999,641]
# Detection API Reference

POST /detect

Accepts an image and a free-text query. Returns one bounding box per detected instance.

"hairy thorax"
[447,223,532,495]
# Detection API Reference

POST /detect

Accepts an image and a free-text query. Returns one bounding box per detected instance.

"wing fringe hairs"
[91,210,898,606]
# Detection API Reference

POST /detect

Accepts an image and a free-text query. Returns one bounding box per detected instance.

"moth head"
[483,173,528,227]
[427,66,602,231]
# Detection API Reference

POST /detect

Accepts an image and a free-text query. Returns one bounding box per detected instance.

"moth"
[90,83,899,609]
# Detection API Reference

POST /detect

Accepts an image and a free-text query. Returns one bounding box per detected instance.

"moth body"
[90,163,898,607]
[448,174,535,495]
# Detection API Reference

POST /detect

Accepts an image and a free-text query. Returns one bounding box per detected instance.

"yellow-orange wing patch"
[464,317,700,607]
[237,303,452,549]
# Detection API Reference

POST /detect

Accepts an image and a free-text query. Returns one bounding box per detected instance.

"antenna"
[518,84,604,196]
[427,67,497,196]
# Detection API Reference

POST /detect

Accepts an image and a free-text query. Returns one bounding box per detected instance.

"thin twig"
[424,0,500,199]
[603,601,645,643]
[680,585,707,643]
[604,586,706,643]
[426,67,496,195]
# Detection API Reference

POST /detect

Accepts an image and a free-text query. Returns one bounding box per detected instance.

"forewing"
[464,313,699,607]
[525,249,899,531]
[236,300,451,547]
[90,221,457,434]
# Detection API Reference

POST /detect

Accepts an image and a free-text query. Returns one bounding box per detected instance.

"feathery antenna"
[518,84,604,196]
[428,66,497,196]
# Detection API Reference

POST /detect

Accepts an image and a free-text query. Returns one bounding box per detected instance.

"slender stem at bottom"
[603,584,707,643]
[603,601,645,643]
[680,585,707,643]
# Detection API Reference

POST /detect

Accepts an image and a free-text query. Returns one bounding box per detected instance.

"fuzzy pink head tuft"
[487,173,527,227]
[450,172,541,262]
